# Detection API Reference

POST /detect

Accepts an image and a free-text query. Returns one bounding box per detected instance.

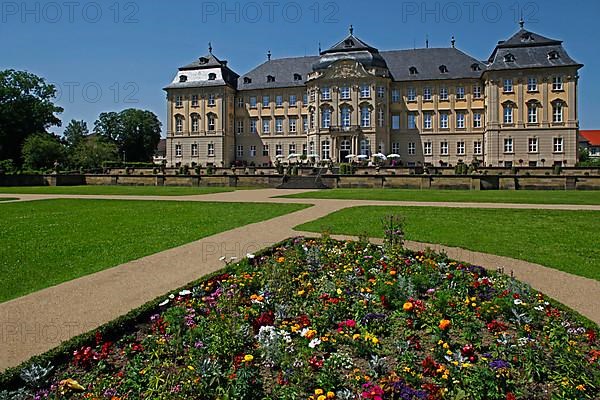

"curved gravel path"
[0,189,599,372]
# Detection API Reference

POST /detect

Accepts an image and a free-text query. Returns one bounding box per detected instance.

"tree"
[71,136,119,169]
[0,70,63,164]
[21,133,65,170]
[63,120,89,149]
[94,109,161,162]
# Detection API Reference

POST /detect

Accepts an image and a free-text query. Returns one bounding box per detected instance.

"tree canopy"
[21,133,65,170]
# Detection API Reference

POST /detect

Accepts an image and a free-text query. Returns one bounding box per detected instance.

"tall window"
[377,86,385,98]
[423,87,432,101]
[175,95,183,108]
[360,84,370,98]
[276,117,284,133]
[528,104,538,124]
[262,95,270,108]
[249,96,257,108]
[208,94,215,106]
[473,85,482,99]
[360,139,370,156]
[310,112,315,129]
[440,113,449,129]
[439,87,448,101]
[473,141,482,155]
[302,144,307,156]
[303,94,308,106]
[340,86,351,100]
[424,142,432,155]
[553,137,564,153]
[552,76,563,91]
[262,119,270,134]
[473,112,482,128]
[457,141,465,155]
[392,142,400,154]
[378,109,385,127]
[236,120,243,134]
[175,144,182,157]
[440,141,448,155]
[407,87,416,102]
[289,143,296,155]
[276,95,283,107]
[553,102,563,123]
[321,108,332,128]
[408,114,416,129]
[236,145,244,158]
[262,145,269,157]
[321,87,331,100]
[207,143,214,156]
[303,116,308,132]
[175,116,184,133]
[250,145,257,157]
[392,115,400,130]
[424,113,433,129]
[250,119,257,134]
[456,87,465,100]
[289,117,297,133]
[192,115,199,132]
[528,138,538,153]
[504,138,513,153]
[408,142,416,155]
[289,94,297,106]
[276,144,283,156]
[208,115,216,131]
[191,143,198,156]
[456,112,465,129]
[237,96,244,108]
[341,107,351,127]
[503,79,513,93]
[391,89,400,103]
[191,95,199,107]
[361,107,371,127]
[527,77,538,92]
[322,140,331,159]
[503,104,514,124]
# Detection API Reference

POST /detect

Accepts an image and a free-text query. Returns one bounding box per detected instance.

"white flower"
[169,294,175,299]
[514,299,523,305]
[300,327,310,337]
[179,289,191,296]
[230,256,238,261]
[159,299,169,307]
[534,305,545,312]
[219,256,226,262]
[246,253,255,259]
[308,338,321,348]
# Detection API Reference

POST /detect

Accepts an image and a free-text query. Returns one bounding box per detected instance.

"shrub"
[339,163,355,175]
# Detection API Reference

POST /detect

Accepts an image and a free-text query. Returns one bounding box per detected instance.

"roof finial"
[349,24,354,35]
[267,50,271,61]
[519,12,525,29]
[318,42,322,54]
[426,34,429,49]
[208,42,212,54]
[451,35,456,48]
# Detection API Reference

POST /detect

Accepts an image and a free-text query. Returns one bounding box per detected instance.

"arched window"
[207,113,216,131]
[321,108,332,128]
[360,139,370,156]
[191,114,200,132]
[361,106,371,127]
[503,103,514,124]
[321,140,331,160]
[340,106,352,128]
[175,115,184,133]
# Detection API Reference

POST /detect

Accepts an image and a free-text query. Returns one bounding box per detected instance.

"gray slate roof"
[180,53,226,70]
[321,33,378,55]
[238,56,319,90]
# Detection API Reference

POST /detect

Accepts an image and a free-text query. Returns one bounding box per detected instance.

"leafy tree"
[63,120,89,148]
[21,133,65,170]
[0,70,63,164]
[94,109,161,162]
[71,136,119,170]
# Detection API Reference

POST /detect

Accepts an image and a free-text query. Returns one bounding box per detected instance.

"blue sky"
[2,0,598,136]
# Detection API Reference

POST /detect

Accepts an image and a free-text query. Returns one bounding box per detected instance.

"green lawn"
[0,198,17,202]
[296,206,600,281]
[0,186,238,196]
[0,199,308,302]
[282,189,600,205]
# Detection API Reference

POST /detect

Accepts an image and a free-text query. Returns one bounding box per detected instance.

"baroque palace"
[164,22,582,168]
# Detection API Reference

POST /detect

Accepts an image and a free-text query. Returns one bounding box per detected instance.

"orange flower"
[389,270,397,276]
[403,302,414,312]
[277,257,285,263]
[439,319,451,331]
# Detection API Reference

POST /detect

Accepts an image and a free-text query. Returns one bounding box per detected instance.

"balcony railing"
[328,125,362,134]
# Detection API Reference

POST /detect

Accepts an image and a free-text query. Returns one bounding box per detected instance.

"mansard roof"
[238,56,320,90]
[321,31,379,55]
[179,53,226,70]
[164,51,239,90]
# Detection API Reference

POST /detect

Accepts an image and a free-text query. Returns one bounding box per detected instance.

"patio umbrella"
[373,153,387,160]
[387,154,401,158]
[345,154,356,159]
[287,153,300,159]
[275,155,285,159]
[356,155,368,159]
[308,153,320,158]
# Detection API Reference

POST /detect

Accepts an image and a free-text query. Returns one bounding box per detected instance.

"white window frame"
[391,89,400,103]
[552,76,563,91]
[262,145,269,157]
[250,119,257,134]
[322,140,331,159]
[276,95,283,107]
[191,115,199,133]
[528,138,538,153]
[289,143,296,155]
[504,138,514,154]
[276,117,284,133]
[175,95,183,108]
[340,86,351,100]
[377,86,385,98]
[175,144,182,157]
[192,95,199,107]
[191,143,198,157]
[440,113,449,129]
[527,77,538,92]
[289,94,297,107]
[392,142,400,154]
[457,141,465,155]
[321,87,331,101]
[473,112,482,128]
[289,117,297,133]
[440,141,449,155]
[207,115,216,131]
[249,96,257,108]
[456,86,465,100]
[408,113,416,129]
[553,102,563,123]
[321,108,332,128]
[341,107,351,128]
[378,109,384,127]
[473,141,482,155]
[407,87,416,102]
[473,85,482,99]
[361,107,370,127]
[262,119,270,134]
[456,112,465,129]
[275,144,283,156]
[528,104,538,124]
[424,142,433,156]
[503,105,514,124]
[439,87,448,101]
[503,79,513,93]
[208,94,215,106]
[249,145,257,157]
[408,142,416,155]
[424,113,432,129]
[262,95,270,108]
[423,87,432,101]
[236,119,243,134]
[236,145,244,158]
[553,137,564,153]
[207,143,214,157]
[360,84,370,98]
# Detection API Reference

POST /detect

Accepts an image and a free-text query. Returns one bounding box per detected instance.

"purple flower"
[490,359,510,370]
[194,340,204,349]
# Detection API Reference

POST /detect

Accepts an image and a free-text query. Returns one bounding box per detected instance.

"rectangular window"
[208,115,215,131]
[250,145,257,157]
[554,137,564,153]
[340,86,351,100]
[262,145,269,157]
[249,96,257,108]
[191,116,199,132]
[208,94,215,106]
[250,119,257,134]
[457,141,465,155]
[175,144,182,157]
[408,113,416,129]
[392,115,400,130]
[275,144,283,156]
[528,138,538,153]
[175,96,183,108]
[360,84,370,98]
[423,87,432,101]
[361,107,370,127]
[276,117,284,133]
[473,141,482,155]
[321,87,331,100]
[473,112,482,128]
[504,138,513,153]
[289,143,296,155]
[456,112,465,129]
[377,86,385,98]
[456,86,465,100]
[289,95,297,106]
[236,145,244,158]
[262,119,270,134]
[504,105,513,124]
[276,95,283,107]
[191,143,198,156]
[527,77,538,92]
[236,120,244,134]
[341,107,351,127]
[553,103,563,123]
[303,93,308,106]
[407,87,416,102]
[424,113,433,129]
[528,104,538,124]
[191,95,199,107]
[302,143,307,156]
[237,96,244,108]
[552,76,563,91]
[289,117,297,133]
[392,142,400,154]
[440,141,449,155]
[408,142,416,155]
[303,116,308,132]
[322,109,331,128]
[322,141,331,159]
[424,142,432,155]
[262,95,270,108]
[378,109,384,127]
[503,79,513,93]
[208,143,214,157]
[439,87,448,101]
[473,85,482,99]
[391,89,400,103]
[440,113,449,129]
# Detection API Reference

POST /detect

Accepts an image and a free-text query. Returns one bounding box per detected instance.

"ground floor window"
[408,142,416,155]
[207,143,215,157]
[236,145,244,158]
[262,145,269,157]
[322,141,331,160]
[250,145,257,157]
[392,142,400,154]
[473,141,482,155]
[440,141,448,155]
[504,138,513,154]
[424,142,432,155]
[276,144,283,156]
[191,143,198,157]
[175,144,182,157]
[528,138,538,153]
[554,137,563,153]
[456,141,465,155]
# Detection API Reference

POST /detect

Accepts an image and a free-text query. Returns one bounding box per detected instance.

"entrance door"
[340,139,351,161]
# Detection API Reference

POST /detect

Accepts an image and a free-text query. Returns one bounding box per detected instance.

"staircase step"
[277,176,330,189]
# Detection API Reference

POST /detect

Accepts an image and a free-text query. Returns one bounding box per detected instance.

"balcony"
[328,125,362,135]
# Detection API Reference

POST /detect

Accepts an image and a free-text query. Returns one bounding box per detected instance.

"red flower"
[506,393,517,400]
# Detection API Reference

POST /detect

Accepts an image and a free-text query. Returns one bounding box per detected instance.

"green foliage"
[0,70,63,164]
[339,163,355,175]
[62,120,88,148]
[21,133,65,170]
[0,159,16,174]
[70,136,119,169]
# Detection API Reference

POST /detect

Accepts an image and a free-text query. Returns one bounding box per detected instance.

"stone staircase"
[277,175,330,189]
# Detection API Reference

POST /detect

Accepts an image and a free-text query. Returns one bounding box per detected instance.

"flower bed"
[2,238,599,399]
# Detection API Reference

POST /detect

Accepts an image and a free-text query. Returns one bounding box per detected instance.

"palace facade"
[164,22,582,168]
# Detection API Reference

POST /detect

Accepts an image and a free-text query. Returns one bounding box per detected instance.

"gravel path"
[0,189,598,372]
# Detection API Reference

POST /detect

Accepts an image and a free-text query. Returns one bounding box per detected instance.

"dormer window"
[344,39,355,48]
[520,32,534,42]
[179,75,188,83]
[267,75,275,82]
[208,73,217,80]
[243,77,252,84]
[293,73,302,81]
[471,63,481,72]
[548,51,560,60]
[439,65,448,74]
[409,66,418,75]
[198,57,209,64]
[504,53,515,63]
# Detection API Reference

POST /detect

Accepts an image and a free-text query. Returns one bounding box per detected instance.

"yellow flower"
[243,354,254,362]
[297,290,305,296]
[336,288,342,295]
[327,392,335,398]
[277,257,285,263]
[315,389,324,395]
[439,319,451,331]
[187,365,195,371]
[317,396,326,400]
[403,302,414,312]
